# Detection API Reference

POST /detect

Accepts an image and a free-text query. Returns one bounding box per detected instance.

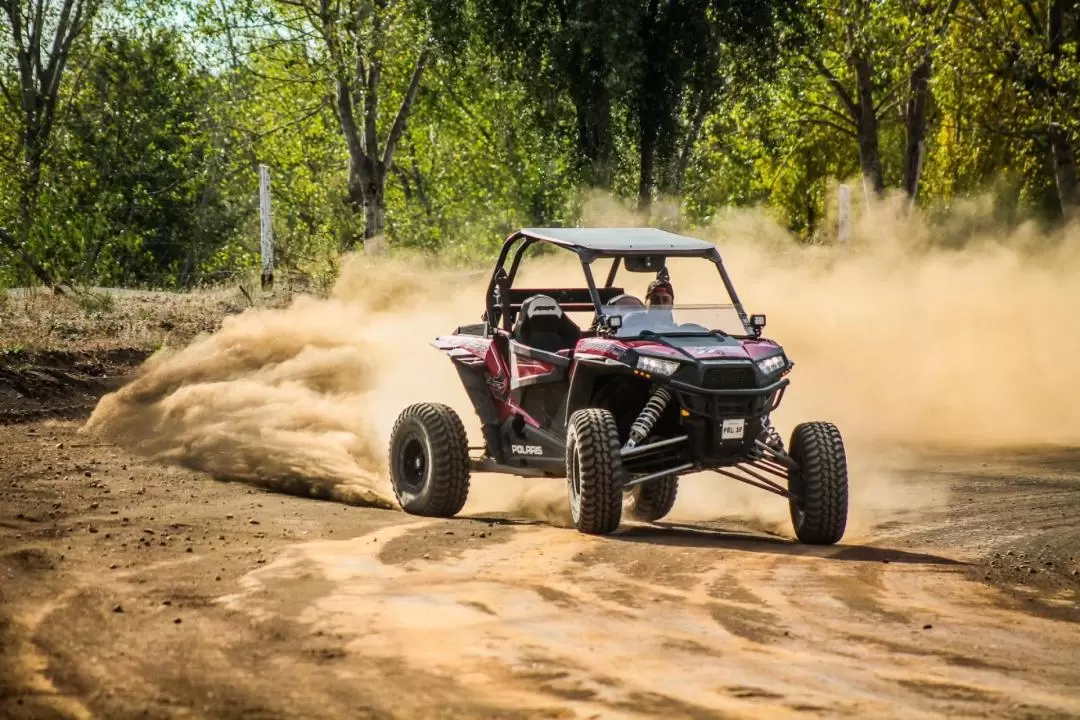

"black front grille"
[702,365,755,390]
[680,392,756,417]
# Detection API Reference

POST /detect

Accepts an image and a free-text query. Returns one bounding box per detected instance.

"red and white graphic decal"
[576,338,628,360]
[485,345,511,397]
[509,347,559,392]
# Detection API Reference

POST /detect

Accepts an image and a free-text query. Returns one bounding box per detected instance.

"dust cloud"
[80,256,486,509]
[81,190,1080,537]
[579,190,1080,536]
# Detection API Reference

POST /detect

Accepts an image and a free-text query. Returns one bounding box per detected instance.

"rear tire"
[388,403,470,517]
[625,477,679,522]
[565,408,623,535]
[787,421,848,545]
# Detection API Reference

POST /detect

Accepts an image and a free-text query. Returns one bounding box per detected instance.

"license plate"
[721,419,746,440]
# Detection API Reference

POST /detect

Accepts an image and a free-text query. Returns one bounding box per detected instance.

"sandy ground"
[2,391,1079,719]
[6,193,1080,719]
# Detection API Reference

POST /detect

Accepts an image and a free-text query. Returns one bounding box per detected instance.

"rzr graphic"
[388,227,849,544]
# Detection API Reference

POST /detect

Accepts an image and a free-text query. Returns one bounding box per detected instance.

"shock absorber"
[761,414,784,450]
[624,387,673,450]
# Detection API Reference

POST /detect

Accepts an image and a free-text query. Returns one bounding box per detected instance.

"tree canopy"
[0,0,1076,289]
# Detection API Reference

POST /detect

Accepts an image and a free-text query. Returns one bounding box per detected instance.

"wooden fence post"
[259,164,274,290]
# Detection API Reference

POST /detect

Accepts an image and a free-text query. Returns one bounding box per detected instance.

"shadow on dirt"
[463,514,965,566]
[604,526,967,565]
[610,523,965,566]
[206,473,397,510]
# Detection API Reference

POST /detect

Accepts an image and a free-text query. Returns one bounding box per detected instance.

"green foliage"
[1,0,1077,291]
[46,29,246,287]
[383,41,579,261]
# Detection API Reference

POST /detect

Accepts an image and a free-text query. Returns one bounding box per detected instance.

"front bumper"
[669,372,788,420]
[666,366,789,464]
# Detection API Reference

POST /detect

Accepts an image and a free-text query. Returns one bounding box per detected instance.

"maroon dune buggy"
[388,228,848,544]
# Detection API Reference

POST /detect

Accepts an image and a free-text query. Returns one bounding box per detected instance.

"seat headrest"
[607,293,645,308]
[521,294,563,320]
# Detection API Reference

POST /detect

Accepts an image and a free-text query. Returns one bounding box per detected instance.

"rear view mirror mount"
[624,255,666,273]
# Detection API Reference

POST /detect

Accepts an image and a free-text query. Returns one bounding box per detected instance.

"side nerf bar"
[622,462,696,487]
[621,434,688,459]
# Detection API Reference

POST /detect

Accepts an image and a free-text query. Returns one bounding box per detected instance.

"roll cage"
[483,227,755,337]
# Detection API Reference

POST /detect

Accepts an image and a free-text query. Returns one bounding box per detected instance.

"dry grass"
[0,284,297,354]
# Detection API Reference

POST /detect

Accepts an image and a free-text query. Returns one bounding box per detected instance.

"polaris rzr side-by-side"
[388,227,849,544]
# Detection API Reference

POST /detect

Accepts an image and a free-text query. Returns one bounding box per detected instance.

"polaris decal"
[511,444,544,456]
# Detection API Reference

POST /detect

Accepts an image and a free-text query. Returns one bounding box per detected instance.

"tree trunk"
[341,130,390,245]
[363,165,386,241]
[331,41,426,250]
[903,56,931,200]
[575,101,613,189]
[340,117,368,250]
[338,96,386,248]
[568,38,614,189]
[664,84,712,196]
[4,136,59,290]
[638,119,657,211]
[1046,0,1078,221]
[0,0,96,292]
[1049,125,1080,221]
[852,56,884,195]
[903,0,961,202]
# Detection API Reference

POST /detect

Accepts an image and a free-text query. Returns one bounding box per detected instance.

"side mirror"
[750,314,766,337]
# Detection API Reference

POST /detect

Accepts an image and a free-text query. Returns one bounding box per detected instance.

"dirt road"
[2,403,1079,719]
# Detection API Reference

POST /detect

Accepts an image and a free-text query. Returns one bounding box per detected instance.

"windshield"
[604,304,749,338]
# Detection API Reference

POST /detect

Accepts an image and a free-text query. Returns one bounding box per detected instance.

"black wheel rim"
[398,434,427,493]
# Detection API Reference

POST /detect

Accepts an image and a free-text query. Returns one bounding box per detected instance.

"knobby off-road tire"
[566,408,624,535]
[787,421,848,545]
[388,403,470,517]
[625,476,679,522]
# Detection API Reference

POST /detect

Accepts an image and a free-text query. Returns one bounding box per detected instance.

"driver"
[645,278,674,307]
[641,275,678,330]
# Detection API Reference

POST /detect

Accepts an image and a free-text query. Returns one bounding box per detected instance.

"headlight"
[637,355,680,376]
[756,354,787,375]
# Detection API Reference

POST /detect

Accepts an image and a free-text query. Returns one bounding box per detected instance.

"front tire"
[388,403,470,517]
[787,421,848,545]
[625,477,679,522]
[565,408,624,535]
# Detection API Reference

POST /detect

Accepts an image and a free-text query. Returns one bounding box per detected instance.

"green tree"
[50,29,247,287]
[955,0,1080,219]
[0,0,103,289]
[631,0,796,210]
[249,0,437,247]
[471,0,634,191]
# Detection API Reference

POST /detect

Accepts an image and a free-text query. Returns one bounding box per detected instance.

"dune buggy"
[388,228,849,544]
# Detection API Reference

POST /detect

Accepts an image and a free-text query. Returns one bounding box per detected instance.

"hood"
[627,334,783,362]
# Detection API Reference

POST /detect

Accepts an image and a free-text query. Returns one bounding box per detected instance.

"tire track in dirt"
[2,582,94,720]
[219,515,1080,719]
